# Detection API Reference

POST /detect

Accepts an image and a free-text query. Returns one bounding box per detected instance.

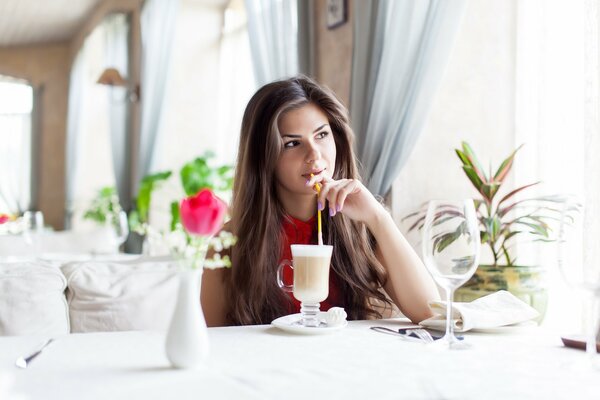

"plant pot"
[455,264,548,323]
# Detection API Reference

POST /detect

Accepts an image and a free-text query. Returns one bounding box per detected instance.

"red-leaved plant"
[405,142,563,267]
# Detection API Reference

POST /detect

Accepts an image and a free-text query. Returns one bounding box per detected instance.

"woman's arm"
[308,175,440,323]
[201,267,229,327]
[369,210,440,323]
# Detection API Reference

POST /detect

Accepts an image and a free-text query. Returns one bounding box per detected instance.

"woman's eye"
[316,131,329,139]
[284,140,300,148]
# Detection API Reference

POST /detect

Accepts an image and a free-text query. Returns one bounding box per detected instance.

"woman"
[202,76,439,326]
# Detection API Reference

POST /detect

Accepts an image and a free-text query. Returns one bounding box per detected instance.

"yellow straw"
[311,174,323,245]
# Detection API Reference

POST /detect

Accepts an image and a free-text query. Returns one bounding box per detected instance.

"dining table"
[1,318,599,400]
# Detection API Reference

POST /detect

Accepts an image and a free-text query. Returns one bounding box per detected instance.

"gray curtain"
[103,13,130,211]
[351,0,467,197]
[245,0,299,86]
[138,0,179,190]
[64,48,86,228]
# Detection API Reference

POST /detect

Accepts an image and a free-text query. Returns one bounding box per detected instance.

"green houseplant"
[406,142,563,319]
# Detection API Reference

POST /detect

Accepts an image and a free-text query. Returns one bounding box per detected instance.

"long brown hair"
[227,76,392,325]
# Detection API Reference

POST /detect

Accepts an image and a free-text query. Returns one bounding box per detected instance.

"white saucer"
[271,313,347,335]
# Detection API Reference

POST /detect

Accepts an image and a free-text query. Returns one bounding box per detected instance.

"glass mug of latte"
[277,244,333,327]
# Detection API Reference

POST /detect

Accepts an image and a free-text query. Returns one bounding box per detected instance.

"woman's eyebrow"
[313,124,329,132]
[281,124,329,139]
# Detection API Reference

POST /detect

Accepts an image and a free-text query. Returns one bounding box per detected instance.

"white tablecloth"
[1,319,599,399]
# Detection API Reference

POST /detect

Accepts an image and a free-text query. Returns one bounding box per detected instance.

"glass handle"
[276,259,293,292]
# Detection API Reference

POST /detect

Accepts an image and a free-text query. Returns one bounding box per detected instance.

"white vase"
[165,268,209,368]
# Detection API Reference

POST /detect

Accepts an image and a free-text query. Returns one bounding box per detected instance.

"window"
[69,21,118,230]
[148,0,255,231]
[0,76,33,214]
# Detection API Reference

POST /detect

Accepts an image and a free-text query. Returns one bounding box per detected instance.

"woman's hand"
[305,175,385,227]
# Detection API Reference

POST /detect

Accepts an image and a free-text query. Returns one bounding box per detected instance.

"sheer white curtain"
[350,0,467,197]
[103,13,130,210]
[245,0,298,86]
[138,0,179,190]
[515,0,600,330]
[0,79,32,214]
[64,48,87,227]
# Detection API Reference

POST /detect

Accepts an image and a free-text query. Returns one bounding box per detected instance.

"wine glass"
[22,211,45,255]
[557,197,600,369]
[422,199,481,349]
[113,210,129,251]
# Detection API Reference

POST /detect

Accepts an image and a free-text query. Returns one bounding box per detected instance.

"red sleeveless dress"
[280,215,343,314]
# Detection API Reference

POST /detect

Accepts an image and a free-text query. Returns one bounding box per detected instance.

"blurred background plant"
[83,186,123,229]
[405,141,564,268]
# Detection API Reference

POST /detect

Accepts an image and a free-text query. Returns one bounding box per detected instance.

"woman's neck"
[276,188,317,222]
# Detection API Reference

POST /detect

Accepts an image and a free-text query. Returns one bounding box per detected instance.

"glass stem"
[445,287,455,339]
[586,293,599,362]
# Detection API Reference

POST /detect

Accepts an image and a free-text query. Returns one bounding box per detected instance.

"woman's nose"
[305,141,321,164]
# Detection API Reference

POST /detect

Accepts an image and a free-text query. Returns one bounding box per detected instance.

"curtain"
[138,0,179,191]
[350,0,467,197]
[245,0,299,86]
[103,13,130,211]
[64,48,87,228]
[514,0,600,331]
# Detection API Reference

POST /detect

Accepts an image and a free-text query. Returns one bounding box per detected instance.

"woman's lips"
[302,169,324,179]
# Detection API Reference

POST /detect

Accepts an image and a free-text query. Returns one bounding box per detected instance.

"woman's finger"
[336,179,358,212]
[324,179,351,216]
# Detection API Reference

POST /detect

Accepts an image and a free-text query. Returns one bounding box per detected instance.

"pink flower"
[180,189,227,236]
[0,214,9,225]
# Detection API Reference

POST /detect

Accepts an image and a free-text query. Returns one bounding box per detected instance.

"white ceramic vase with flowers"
[165,188,233,369]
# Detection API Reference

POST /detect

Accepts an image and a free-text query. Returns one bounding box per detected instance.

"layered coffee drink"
[276,244,333,327]
[292,254,331,303]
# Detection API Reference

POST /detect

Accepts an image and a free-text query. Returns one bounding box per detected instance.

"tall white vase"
[165,268,209,368]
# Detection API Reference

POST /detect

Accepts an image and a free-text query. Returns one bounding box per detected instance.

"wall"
[0,44,70,229]
[392,0,517,260]
[313,0,353,107]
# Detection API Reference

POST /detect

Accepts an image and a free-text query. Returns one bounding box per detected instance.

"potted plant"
[405,142,563,320]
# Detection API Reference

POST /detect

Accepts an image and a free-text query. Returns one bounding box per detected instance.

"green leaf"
[481,182,500,202]
[455,149,472,167]
[461,142,488,182]
[83,186,120,225]
[179,154,234,195]
[497,182,540,208]
[515,221,549,237]
[434,230,461,253]
[463,166,485,194]
[136,171,172,223]
[170,201,180,231]
[493,144,524,183]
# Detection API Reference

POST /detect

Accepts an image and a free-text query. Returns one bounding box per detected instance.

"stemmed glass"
[22,211,45,255]
[422,199,481,349]
[113,210,129,250]
[557,197,600,369]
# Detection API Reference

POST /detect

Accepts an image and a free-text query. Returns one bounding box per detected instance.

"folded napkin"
[419,290,540,332]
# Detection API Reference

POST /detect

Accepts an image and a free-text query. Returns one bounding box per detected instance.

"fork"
[371,326,464,342]
[15,338,55,369]
[370,326,435,343]
[399,328,435,343]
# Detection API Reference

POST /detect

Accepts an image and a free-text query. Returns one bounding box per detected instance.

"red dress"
[280,215,343,314]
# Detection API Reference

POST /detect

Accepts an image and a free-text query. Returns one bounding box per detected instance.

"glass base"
[431,334,471,350]
[300,302,320,327]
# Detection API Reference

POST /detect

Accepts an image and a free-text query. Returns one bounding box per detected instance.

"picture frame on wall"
[326,0,347,30]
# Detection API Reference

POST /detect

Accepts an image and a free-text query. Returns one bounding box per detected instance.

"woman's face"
[275,103,337,198]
